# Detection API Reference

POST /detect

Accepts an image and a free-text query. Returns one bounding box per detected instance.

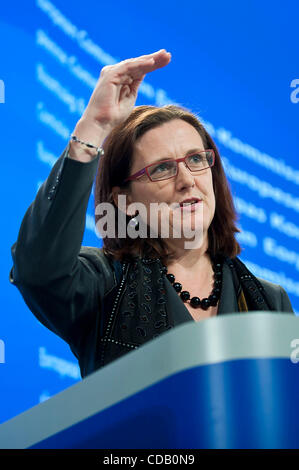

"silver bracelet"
[70,134,104,156]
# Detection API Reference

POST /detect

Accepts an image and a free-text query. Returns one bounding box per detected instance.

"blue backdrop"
[0,0,298,424]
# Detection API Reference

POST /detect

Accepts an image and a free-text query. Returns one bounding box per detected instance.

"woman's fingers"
[126,50,171,70]
[131,49,171,61]
[110,53,171,84]
[113,49,171,75]
[100,50,171,84]
[82,49,171,128]
[130,73,146,96]
[126,54,171,75]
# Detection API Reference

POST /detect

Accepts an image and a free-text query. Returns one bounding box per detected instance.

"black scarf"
[96,253,276,369]
[225,256,275,312]
[112,254,275,313]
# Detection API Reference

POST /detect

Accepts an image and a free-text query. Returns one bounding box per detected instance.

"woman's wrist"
[68,117,111,163]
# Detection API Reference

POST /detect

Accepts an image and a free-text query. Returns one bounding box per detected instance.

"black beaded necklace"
[161,256,223,310]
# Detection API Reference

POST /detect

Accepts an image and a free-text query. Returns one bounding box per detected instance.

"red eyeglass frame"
[123,149,215,183]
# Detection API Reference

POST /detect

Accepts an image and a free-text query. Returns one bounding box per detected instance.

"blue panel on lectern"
[29,358,299,449]
[0,0,298,424]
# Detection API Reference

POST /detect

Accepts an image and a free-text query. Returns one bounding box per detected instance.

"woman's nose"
[175,161,195,188]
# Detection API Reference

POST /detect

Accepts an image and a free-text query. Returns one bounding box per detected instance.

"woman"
[10,49,294,378]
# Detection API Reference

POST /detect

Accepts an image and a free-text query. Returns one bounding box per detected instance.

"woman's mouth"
[180,200,202,212]
[174,198,203,212]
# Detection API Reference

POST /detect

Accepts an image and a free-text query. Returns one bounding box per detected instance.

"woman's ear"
[111,186,121,208]
[112,186,134,216]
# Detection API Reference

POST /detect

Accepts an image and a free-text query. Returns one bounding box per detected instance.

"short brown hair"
[94,104,241,263]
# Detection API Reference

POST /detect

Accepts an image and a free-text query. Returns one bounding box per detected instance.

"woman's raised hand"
[85,49,171,128]
[70,49,171,162]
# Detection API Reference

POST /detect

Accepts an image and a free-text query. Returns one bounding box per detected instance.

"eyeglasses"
[123,150,215,183]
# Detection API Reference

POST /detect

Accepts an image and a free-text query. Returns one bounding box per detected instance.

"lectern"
[0,313,298,449]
